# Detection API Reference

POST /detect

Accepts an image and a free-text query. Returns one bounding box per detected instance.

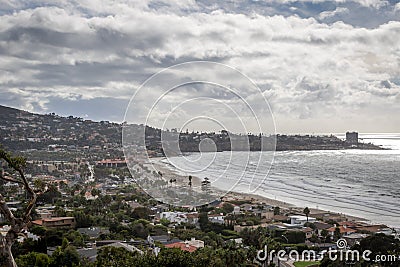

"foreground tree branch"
[0,147,38,267]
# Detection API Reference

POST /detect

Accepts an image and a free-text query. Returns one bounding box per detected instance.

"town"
[0,105,398,267]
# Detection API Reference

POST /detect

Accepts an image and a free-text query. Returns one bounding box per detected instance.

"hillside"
[0,105,384,153]
[0,105,122,152]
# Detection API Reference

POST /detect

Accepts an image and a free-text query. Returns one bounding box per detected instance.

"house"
[84,191,98,200]
[343,233,368,246]
[339,221,359,228]
[158,211,199,225]
[37,209,53,219]
[78,227,110,239]
[208,214,225,224]
[273,215,289,223]
[186,213,199,225]
[234,223,271,233]
[165,241,198,252]
[32,217,76,229]
[185,238,204,248]
[148,235,169,245]
[232,206,241,215]
[148,235,182,245]
[327,225,357,237]
[376,228,395,236]
[229,238,243,245]
[289,215,316,226]
[261,211,274,220]
[240,204,253,212]
[300,227,314,239]
[77,242,143,262]
[314,222,332,236]
[354,224,387,234]
[0,226,39,243]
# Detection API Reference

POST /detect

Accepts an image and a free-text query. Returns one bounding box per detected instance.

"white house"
[159,212,199,225]
[232,206,241,215]
[289,215,316,226]
[185,238,204,248]
[208,214,225,224]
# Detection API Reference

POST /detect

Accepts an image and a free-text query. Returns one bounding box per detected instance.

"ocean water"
[166,133,400,227]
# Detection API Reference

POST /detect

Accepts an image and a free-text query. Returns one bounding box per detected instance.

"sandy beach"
[149,157,367,222]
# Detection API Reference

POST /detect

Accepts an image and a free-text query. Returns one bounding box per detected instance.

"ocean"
[165,133,400,227]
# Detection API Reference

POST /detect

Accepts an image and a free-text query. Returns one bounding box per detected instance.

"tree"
[333,227,341,240]
[131,207,151,220]
[96,246,137,267]
[199,212,209,231]
[221,203,234,214]
[0,147,43,267]
[285,231,306,244]
[303,207,310,222]
[273,206,280,215]
[159,218,170,227]
[49,239,80,267]
[16,252,50,267]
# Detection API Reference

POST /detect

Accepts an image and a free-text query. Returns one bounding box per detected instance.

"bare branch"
[0,194,16,226]
[0,147,39,266]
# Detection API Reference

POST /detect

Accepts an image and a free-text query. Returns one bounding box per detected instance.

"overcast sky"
[0,0,399,133]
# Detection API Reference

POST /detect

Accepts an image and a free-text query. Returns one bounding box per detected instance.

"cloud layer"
[0,0,399,133]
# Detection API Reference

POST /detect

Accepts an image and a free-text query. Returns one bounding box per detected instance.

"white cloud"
[319,7,349,19]
[0,1,399,132]
[271,0,388,9]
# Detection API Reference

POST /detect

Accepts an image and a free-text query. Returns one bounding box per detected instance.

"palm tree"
[303,207,310,222]
[188,175,192,187]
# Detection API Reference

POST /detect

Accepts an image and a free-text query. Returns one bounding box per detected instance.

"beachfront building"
[289,215,316,226]
[327,225,357,237]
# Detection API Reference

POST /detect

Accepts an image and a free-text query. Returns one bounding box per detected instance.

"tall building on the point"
[346,131,358,145]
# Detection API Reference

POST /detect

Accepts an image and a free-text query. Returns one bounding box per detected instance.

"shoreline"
[149,156,370,225]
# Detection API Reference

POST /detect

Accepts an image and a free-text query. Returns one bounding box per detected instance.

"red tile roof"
[32,219,43,225]
[327,226,357,234]
[165,242,197,252]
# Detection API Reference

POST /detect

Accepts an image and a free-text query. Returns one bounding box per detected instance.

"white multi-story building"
[289,215,316,226]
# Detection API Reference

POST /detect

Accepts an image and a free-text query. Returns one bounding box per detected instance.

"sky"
[0,0,399,134]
